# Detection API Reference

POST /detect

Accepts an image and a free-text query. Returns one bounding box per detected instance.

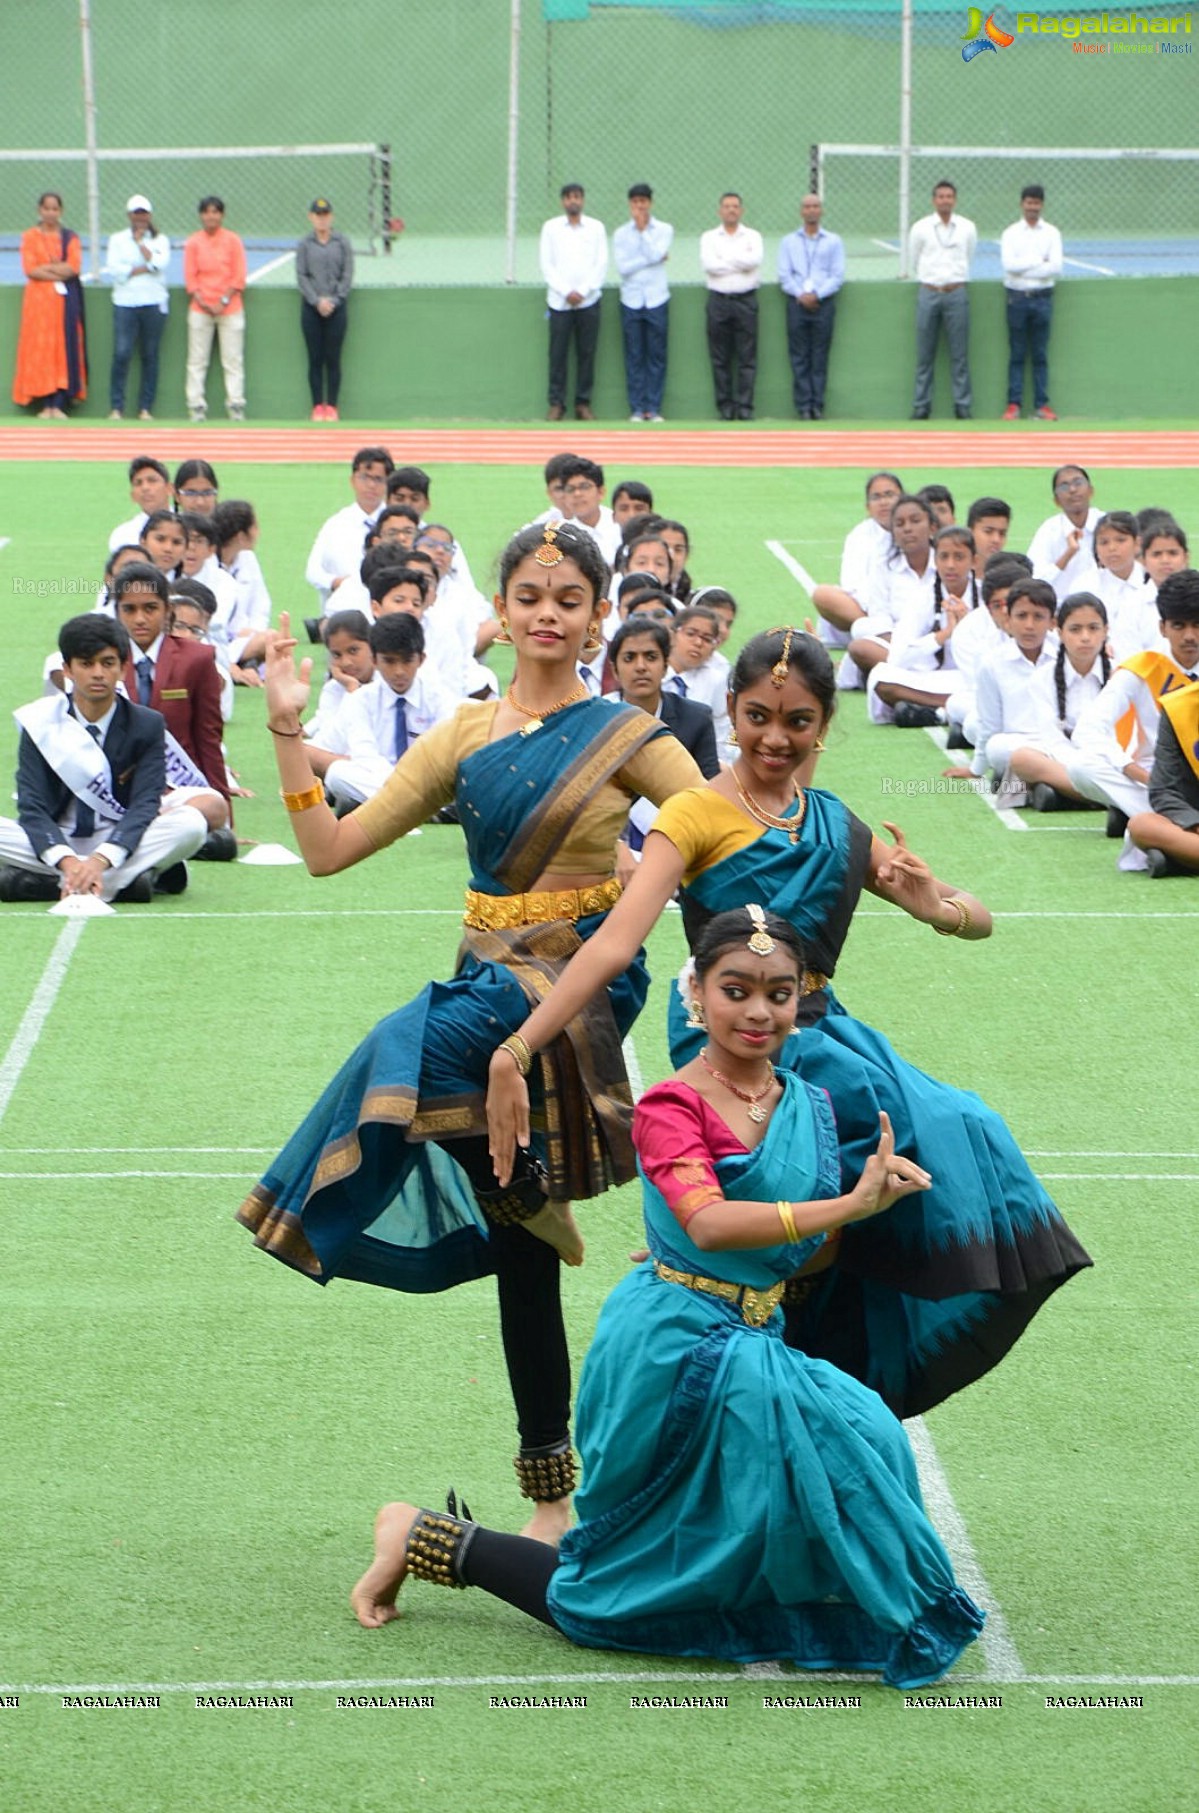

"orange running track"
[0,426,1195,468]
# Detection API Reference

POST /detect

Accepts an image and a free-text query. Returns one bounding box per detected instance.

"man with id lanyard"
[908,179,977,420]
[777,194,845,421]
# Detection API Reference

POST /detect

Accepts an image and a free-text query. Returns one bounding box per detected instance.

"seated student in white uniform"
[868,523,980,726]
[178,512,238,646]
[0,613,206,903]
[811,471,905,661]
[412,528,499,696]
[556,457,623,567]
[302,608,376,779]
[1069,510,1159,663]
[365,559,478,701]
[321,507,423,623]
[610,479,654,529]
[213,499,272,683]
[1064,570,1199,870]
[387,466,478,593]
[847,493,937,687]
[323,613,458,813]
[966,496,1011,577]
[667,604,731,758]
[943,555,1031,748]
[1008,592,1112,810]
[1027,463,1103,602]
[943,577,1058,806]
[1140,518,1189,594]
[107,456,172,552]
[168,578,236,725]
[304,445,395,610]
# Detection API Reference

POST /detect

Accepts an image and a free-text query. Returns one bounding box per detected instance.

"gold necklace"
[505,680,588,735]
[699,1048,776,1125]
[731,766,807,845]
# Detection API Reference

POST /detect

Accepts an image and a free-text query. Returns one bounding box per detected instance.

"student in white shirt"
[213,500,272,681]
[1070,510,1159,663]
[944,557,1029,747]
[700,191,763,420]
[613,183,672,421]
[667,605,731,757]
[557,458,622,566]
[870,524,981,726]
[1000,184,1063,422]
[1140,519,1189,591]
[178,512,238,644]
[413,528,499,697]
[1027,465,1103,601]
[1009,593,1112,809]
[847,494,937,682]
[324,613,457,812]
[303,446,394,608]
[1064,579,1199,868]
[812,470,905,654]
[540,183,607,422]
[948,579,1058,804]
[303,608,376,777]
[909,180,977,419]
[107,456,172,551]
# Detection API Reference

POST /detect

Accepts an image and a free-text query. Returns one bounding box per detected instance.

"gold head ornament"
[745,903,776,956]
[534,525,567,568]
[767,625,797,688]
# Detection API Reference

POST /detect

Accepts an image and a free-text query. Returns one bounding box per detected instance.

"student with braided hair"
[1008,593,1111,810]
[868,524,981,727]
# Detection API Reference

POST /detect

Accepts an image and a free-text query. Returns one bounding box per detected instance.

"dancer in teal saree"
[351,910,985,1689]
[487,628,1091,1420]
[237,523,700,1539]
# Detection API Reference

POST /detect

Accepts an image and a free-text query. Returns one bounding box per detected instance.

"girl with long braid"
[1008,592,1111,810]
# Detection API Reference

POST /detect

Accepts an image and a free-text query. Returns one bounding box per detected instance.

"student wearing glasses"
[1026,465,1103,602]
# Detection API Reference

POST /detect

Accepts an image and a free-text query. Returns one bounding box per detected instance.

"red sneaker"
[1035,406,1058,421]
[1001,403,1020,422]
[325,405,339,421]
[310,405,324,422]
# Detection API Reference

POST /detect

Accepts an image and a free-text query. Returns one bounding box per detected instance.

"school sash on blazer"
[14,695,125,821]
[110,679,208,791]
[1113,650,1192,753]
[1159,680,1199,784]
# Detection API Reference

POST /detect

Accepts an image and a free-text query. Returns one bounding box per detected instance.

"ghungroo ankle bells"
[514,1441,578,1501]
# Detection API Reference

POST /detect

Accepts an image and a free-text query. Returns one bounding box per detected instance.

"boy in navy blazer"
[0,614,207,902]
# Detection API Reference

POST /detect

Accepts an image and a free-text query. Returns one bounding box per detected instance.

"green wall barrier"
[2,278,1193,422]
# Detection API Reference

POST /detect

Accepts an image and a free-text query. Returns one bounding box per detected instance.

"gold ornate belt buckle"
[740,1284,783,1327]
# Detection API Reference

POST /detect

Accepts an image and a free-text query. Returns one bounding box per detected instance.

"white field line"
[1063,254,1116,277]
[907,1418,1023,1682]
[4,1671,1192,1696]
[246,251,296,284]
[766,539,818,596]
[0,920,84,1126]
[872,238,900,253]
[921,725,1026,830]
[0,536,11,553]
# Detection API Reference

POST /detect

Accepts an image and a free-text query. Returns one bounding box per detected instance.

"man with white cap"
[106,195,170,420]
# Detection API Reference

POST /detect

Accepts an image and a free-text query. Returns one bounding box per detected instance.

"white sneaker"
[189,407,206,423]
[228,406,245,421]
[629,413,643,423]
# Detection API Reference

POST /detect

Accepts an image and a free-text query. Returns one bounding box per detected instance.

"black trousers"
[547,299,601,408]
[301,300,349,407]
[706,290,758,418]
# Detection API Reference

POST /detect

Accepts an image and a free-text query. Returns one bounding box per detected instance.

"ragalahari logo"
[962,8,1016,59]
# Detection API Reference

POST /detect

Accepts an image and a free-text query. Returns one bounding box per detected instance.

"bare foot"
[521,1199,584,1266]
[521,1495,572,1547]
[350,1501,420,1628]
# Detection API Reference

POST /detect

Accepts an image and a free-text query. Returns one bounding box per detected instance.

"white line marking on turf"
[766,539,817,596]
[907,1417,1024,1683]
[247,251,296,283]
[0,920,84,1127]
[0,536,10,553]
[6,1671,1193,1695]
[920,725,1027,829]
[1036,1173,1199,1183]
[872,238,900,253]
[621,1033,645,1102]
[1063,253,1116,277]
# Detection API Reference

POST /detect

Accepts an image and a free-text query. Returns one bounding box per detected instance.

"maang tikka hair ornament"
[534,525,566,567]
[767,625,796,688]
[745,903,776,956]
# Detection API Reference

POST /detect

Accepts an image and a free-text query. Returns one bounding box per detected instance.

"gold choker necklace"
[505,680,588,735]
[731,767,807,845]
[699,1048,776,1125]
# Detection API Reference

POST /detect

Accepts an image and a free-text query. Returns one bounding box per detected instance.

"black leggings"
[301,300,348,406]
[461,1525,561,1629]
[452,1136,571,1453]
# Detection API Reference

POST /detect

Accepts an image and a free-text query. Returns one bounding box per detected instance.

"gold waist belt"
[653,1259,784,1328]
[463,877,623,932]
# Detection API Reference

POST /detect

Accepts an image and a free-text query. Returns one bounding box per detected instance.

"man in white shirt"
[539,183,608,422]
[908,180,977,420]
[700,192,763,421]
[1000,184,1063,422]
[613,182,673,422]
[304,446,395,609]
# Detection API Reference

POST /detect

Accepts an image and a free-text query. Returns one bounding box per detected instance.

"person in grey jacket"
[297,199,354,420]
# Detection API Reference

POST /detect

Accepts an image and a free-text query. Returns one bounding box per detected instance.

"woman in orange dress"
[13,192,88,418]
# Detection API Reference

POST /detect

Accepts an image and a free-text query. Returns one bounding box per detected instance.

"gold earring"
[813,738,827,752]
[727,726,738,748]
[581,623,603,659]
[495,614,513,646]
[685,996,706,1030]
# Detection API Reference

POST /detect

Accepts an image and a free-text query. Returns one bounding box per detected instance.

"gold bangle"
[280,782,325,814]
[777,1200,800,1244]
[268,722,304,738]
[499,1034,533,1078]
[932,896,971,937]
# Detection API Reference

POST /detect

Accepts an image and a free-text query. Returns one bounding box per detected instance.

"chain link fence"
[1,2,1194,286]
